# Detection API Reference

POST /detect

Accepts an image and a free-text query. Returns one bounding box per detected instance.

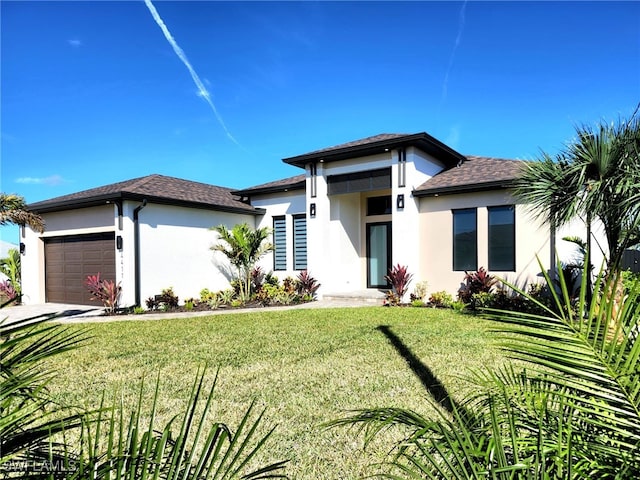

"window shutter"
[273,216,286,270]
[293,215,307,270]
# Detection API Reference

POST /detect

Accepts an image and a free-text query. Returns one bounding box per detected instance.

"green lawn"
[48,306,505,479]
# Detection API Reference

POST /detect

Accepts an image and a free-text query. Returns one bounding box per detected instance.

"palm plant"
[329,260,640,478]
[70,368,288,480]
[0,193,45,233]
[515,111,640,273]
[0,248,22,293]
[0,316,89,476]
[210,223,273,302]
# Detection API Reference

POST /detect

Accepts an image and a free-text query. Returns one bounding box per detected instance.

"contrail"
[143,0,239,145]
[441,0,468,106]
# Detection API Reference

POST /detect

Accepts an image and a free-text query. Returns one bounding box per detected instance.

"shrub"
[385,264,414,301]
[85,273,121,314]
[146,287,179,311]
[428,290,453,308]
[458,267,498,304]
[295,270,320,299]
[384,291,401,306]
[410,281,429,303]
[0,280,19,306]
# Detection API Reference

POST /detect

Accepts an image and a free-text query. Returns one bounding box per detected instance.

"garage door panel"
[45,233,115,305]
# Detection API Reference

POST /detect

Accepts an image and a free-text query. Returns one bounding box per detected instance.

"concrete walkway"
[1,296,381,325]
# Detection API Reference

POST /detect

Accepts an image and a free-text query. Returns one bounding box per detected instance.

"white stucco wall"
[419,190,552,297]
[250,190,307,281]
[21,205,117,305]
[134,203,255,306]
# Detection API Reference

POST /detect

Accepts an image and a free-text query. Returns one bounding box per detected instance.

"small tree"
[211,223,273,302]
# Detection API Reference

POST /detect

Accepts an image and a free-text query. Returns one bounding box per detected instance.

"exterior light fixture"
[397,194,405,209]
[310,203,316,217]
[116,235,123,250]
[19,242,26,255]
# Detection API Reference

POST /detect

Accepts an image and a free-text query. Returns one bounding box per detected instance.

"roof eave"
[282,133,466,168]
[413,180,516,197]
[231,180,306,197]
[29,192,260,216]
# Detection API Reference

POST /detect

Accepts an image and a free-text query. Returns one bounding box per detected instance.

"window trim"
[488,205,516,271]
[273,215,287,271]
[292,214,307,271]
[452,208,478,271]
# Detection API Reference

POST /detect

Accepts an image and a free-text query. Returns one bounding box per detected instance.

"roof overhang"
[282,132,466,168]
[413,180,516,197]
[231,178,306,197]
[28,192,263,216]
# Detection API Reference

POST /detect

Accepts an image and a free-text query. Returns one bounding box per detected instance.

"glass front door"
[366,222,392,288]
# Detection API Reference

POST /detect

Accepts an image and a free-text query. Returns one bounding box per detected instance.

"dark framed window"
[488,205,515,271]
[293,214,307,270]
[273,216,286,271]
[367,196,392,216]
[453,208,477,271]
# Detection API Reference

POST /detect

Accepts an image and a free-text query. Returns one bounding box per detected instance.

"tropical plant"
[515,110,640,273]
[428,290,453,308]
[295,270,320,299]
[0,193,45,233]
[0,248,21,294]
[384,264,414,302]
[0,316,88,476]
[329,259,640,478]
[70,368,288,480]
[211,223,273,302]
[0,304,288,479]
[84,273,122,314]
[458,266,498,304]
[410,281,429,303]
[0,280,19,306]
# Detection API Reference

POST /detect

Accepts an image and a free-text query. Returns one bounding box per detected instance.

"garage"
[44,232,116,305]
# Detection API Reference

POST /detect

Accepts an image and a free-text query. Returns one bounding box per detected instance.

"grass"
[46,306,505,479]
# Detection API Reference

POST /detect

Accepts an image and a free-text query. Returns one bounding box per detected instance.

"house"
[21,132,588,307]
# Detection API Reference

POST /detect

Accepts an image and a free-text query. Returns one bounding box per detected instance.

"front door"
[366,222,392,288]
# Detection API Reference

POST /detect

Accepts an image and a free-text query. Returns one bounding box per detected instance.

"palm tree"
[0,193,44,233]
[515,111,640,273]
[329,263,640,478]
[211,223,273,302]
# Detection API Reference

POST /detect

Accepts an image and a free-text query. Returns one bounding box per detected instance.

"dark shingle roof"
[413,156,526,196]
[28,174,260,214]
[232,174,306,197]
[282,132,466,168]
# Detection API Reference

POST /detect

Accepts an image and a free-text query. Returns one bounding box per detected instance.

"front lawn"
[48,307,505,479]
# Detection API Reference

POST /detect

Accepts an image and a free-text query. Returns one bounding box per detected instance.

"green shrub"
[428,291,453,308]
[410,281,429,303]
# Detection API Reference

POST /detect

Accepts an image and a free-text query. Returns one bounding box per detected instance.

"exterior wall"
[134,203,254,306]
[250,190,307,280]
[20,202,256,307]
[304,149,447,297]
[418,190,552,297]
[21,205,116,304]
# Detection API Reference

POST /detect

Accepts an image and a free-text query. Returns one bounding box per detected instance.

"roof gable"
[28,174,259,214]
[413,156,526,196]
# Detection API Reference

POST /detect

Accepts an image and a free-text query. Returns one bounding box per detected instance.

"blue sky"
[1,1,639,244]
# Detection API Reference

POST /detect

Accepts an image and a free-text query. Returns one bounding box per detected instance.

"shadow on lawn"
[376,325,461,414]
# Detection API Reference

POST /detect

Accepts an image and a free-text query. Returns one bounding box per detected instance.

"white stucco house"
[21,132,597,307]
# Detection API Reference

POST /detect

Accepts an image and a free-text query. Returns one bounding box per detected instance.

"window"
[367,196,392,216]
[488,205,515,271]
[293,214,307,270]
[273,216,286,271]
[453,208,477,271]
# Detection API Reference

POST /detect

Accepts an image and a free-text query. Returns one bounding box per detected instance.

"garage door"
[45,232,116,305]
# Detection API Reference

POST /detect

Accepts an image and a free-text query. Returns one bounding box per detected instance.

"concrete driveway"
[1,303,106,325]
